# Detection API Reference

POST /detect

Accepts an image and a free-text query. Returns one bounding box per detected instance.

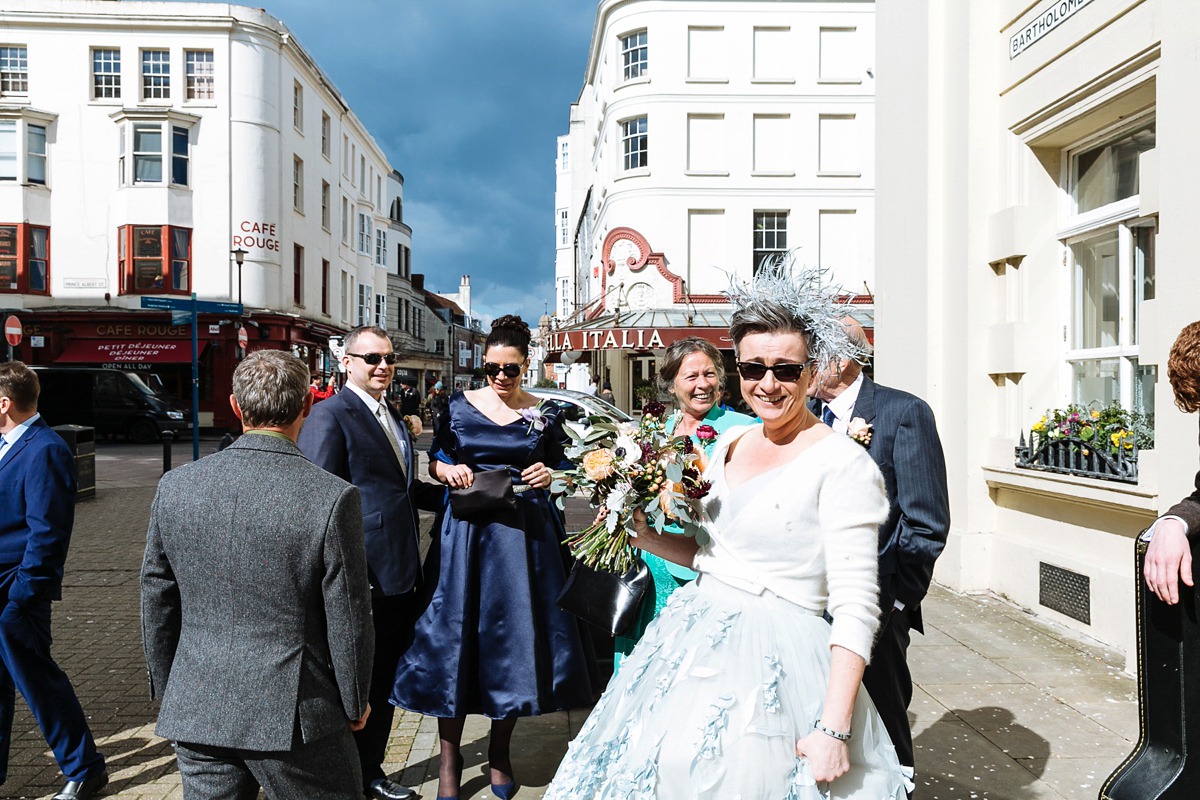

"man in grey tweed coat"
[141,350,374,800]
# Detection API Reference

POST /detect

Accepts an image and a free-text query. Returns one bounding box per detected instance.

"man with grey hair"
[141,350,374,800]
[807,317,950,786]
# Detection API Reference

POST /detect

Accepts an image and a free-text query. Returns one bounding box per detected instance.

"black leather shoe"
[365,778,417,800]
[53,769,109,800]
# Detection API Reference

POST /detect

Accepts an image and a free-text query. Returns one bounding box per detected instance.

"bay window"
[134,124,162,182]
[118,225,191,294]
[0,113,55,185]
[111,110,197,187]
[0,224,50,295]
[0,120,15,181]
[27,125,46,185]
[357,212,372,254]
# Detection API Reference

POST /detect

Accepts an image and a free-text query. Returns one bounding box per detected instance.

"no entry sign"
[4,315,21,347]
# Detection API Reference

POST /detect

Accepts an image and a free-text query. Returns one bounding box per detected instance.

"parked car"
[528,387,633,439]
[31,366,191,443]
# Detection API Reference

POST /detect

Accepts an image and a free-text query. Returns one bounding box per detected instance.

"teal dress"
[612,405,755,671]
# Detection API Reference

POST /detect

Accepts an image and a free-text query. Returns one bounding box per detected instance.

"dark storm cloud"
[233,0,595,323]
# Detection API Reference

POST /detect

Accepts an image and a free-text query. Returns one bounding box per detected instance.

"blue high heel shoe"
[436,753,464,800]
[489,762,517,800]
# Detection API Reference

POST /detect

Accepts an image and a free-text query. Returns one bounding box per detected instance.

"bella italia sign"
[1010,0,1094,59]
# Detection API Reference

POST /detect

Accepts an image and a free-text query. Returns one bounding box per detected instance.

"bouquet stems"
[566,514,638,573]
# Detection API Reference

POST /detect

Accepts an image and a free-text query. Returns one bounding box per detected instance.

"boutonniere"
[404,415,423,439]
[695,424,719,452]
[847,417,872,448]
[520,401,550,435]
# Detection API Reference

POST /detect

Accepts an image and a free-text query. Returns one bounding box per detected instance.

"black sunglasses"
[347,352,398,366]
[483,362,524,378]
[735,361,812,382]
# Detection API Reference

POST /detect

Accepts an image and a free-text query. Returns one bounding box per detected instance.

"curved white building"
[552,0,875,406]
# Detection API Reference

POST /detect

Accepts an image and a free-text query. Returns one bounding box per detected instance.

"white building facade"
[0,0,409,428]
[552,0,875,407]
[875,0,1192,661]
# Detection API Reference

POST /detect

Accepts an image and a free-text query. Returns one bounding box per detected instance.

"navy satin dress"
[390,391,599,719]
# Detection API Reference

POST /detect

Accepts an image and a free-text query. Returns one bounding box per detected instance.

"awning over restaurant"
[56,339,208,364]
[545,304,875,354]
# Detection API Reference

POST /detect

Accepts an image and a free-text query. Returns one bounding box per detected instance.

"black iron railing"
[1015,433,1139,483]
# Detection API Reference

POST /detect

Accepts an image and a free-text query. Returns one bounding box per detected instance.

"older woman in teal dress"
[613,337,754,670]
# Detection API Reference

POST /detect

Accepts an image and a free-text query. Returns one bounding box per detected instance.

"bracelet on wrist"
[814,720,852,741]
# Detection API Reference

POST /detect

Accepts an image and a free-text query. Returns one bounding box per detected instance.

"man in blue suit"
[0,362,107,799]
[299,326,439,800]
[809,320,950,789]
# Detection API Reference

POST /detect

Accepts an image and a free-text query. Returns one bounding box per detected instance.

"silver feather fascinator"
[724,251,869,367]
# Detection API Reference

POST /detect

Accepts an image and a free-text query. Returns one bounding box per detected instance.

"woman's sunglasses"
[735,361,812,382]
[347,352,398,366]
[483,362,524,378]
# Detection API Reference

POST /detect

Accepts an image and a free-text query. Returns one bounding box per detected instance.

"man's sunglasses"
[735,361,812,382]
[347,352,398,366]
[483,362,524,378]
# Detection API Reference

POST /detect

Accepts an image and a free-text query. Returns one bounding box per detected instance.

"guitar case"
[1102,536,1200,798]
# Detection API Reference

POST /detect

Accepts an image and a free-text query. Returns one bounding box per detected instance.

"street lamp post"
[230,248,248,307]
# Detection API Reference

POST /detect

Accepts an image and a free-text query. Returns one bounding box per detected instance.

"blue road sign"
[140,296,243,315]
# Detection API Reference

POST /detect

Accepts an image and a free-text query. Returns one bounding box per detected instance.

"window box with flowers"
[1015,403,1152,484]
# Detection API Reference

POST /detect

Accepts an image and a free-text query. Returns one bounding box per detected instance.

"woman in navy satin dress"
[391,316,597,800]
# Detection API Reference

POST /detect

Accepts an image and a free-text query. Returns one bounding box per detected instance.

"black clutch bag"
[556,558,652,636]
[449,468,517,517]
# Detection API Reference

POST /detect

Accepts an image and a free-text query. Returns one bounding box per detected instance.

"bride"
[546,265,910,799]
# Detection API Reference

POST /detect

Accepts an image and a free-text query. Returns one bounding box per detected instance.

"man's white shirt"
[823,373,864,435]
[0,412,40,466]
[345,382,409,467]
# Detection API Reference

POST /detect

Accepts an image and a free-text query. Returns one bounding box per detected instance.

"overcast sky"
[251,0,597,324]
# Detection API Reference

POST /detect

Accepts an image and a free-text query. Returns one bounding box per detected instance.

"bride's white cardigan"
[692,424,890,662]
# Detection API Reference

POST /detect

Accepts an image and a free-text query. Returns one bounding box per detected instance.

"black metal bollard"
[161,430,174,474]
[1101,536,1200,798]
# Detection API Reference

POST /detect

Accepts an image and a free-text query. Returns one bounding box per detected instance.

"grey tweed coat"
[140,433,374,751]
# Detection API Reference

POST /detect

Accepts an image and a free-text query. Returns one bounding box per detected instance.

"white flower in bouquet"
[612,434,641,468]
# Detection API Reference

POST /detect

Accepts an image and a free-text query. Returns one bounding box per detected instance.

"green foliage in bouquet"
[550,401,712,573]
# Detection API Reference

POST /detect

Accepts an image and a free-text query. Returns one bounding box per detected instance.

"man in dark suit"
[808,319,950,782]
[0,362,107,800]
[299,325,437,800]
[141,349,374,800]
[1144,321,1200,604]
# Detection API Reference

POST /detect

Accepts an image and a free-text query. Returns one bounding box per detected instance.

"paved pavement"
[4,435,1138,799]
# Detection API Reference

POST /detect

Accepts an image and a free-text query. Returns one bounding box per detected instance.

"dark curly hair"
[1168,321,1200,413]
[485,315,531,358]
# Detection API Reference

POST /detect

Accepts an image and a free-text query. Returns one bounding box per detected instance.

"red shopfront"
[13,310,344,431]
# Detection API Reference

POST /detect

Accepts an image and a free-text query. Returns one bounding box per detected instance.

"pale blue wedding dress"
[545,430,911,800]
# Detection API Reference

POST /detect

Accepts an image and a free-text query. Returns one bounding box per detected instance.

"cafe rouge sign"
[546,327,729,353]
[20,322,191,338]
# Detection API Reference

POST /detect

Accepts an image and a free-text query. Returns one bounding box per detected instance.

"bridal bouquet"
[551,401,711,573]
